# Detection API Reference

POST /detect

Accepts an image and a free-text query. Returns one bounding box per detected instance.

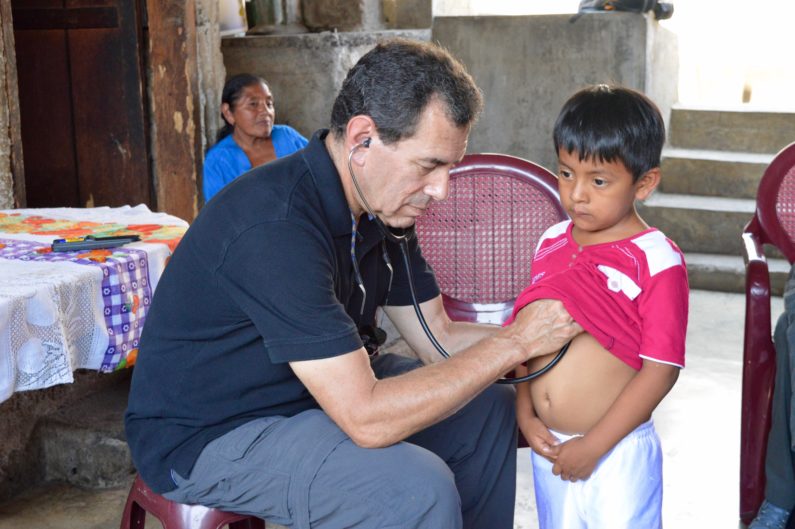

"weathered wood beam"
[0,0,25,208]
[146,0,201,222]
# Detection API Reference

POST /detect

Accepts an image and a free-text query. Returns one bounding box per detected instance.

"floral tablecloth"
[0,205,187,403]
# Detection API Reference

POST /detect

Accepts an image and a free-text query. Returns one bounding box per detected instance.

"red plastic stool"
[120,474,266,529]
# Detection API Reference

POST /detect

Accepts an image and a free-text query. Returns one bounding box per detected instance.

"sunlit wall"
[433,0,794,110]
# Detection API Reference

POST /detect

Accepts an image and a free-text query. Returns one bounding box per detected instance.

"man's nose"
[425,168,450,201]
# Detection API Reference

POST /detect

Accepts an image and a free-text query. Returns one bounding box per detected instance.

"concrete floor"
[515,289,782,529]
[0,289,780,529]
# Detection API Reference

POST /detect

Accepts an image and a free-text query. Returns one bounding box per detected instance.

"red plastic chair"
[120,474,266,529]
[741,141,795,525]
[415,152,566,325]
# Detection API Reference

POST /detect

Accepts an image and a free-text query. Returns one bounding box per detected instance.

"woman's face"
[223,82,275,141]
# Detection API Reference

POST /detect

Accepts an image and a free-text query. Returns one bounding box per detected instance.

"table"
[0,205,187,404]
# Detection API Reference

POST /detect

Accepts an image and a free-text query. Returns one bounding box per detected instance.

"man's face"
[356,99,469,229]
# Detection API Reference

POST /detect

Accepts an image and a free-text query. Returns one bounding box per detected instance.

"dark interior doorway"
[12,0,151,208]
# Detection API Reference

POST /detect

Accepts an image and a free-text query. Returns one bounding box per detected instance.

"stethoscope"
[347,138,569,384]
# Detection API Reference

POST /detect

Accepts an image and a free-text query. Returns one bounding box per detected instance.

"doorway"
[12,0,151,208]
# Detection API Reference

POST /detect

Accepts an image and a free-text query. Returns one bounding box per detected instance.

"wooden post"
[146,0,202,222]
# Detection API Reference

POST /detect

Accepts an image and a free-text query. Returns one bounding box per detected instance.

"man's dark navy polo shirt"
[125,130,440,493]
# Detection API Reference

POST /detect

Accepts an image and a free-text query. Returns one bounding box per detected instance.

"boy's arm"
[548,359,679,481]
[515,364,560,462]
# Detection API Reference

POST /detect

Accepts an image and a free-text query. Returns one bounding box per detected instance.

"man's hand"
[548,436,601,482]
[519,414,559,463]
[503,299,582,363]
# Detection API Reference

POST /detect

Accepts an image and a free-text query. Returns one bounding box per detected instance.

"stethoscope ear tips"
[362,137,372,148]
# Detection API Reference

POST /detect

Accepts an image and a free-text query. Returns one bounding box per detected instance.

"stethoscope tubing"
[347,142,568,384]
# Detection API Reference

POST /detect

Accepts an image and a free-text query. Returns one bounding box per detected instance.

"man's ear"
[345,115,376,166]
[635,168,661,201]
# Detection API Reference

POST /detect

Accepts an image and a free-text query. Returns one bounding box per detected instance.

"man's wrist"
[488,332,529,372]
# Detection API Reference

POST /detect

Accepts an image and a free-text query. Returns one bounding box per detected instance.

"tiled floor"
[0,290,778,529]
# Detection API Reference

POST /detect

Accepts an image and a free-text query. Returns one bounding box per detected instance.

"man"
[126,39,580,529]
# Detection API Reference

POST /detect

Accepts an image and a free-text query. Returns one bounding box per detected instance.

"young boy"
[509,85,689,528]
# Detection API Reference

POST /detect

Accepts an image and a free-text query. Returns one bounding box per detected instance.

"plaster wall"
[433,13,678,172]
[196,0,227,154]
[220,29,430,141]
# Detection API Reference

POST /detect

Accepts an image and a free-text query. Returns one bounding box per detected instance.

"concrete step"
[660,148,772,199]
[668,106,795,154]
[685,252,789,295]
[33,375,135,490]
[638,192,755,256]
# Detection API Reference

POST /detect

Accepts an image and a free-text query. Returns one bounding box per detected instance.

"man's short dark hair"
[553,84,665,181]
[330,38,483,144]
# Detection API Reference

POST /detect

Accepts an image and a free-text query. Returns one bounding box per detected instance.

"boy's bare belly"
[527,333,636,434]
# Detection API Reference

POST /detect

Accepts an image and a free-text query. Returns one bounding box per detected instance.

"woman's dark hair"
[217,73,268,142]
[330,38,483,144]
[553,84,665,181]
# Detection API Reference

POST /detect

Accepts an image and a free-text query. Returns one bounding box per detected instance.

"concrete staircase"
[638,106,795,295]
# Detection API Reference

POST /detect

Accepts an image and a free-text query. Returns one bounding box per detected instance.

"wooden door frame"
[2,0,203,217]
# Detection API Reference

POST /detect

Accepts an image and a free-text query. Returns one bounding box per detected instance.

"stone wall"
[220,29,430,141]
[432,13,678,172]
[220,14,676,172]
[0,370,130,501]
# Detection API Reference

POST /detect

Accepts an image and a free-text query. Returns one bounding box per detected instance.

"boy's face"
[557,149,658,244]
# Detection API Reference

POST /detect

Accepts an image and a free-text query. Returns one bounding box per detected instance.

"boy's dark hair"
[553,84,665,181]
[217,73,268,142]
[330,38,483,144]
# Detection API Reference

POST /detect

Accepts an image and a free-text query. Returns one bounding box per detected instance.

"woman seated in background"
[203,73,308,202]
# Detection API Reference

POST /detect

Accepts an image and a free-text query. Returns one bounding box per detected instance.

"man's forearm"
[295,299,580,448]
[346,332,525,447]
[415,320,498,363]
[351,304,578,446]
[384,299,498,364]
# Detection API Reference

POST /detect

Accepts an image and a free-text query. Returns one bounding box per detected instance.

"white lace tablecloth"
[0,205,188,403]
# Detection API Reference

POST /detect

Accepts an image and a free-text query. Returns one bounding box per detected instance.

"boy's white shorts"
[531,419,662,529]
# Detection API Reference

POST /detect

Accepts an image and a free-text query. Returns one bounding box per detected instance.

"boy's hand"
[549,437,601,482]
[519,415,559,463]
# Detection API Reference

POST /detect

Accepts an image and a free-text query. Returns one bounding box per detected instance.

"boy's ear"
[635,168,661,201]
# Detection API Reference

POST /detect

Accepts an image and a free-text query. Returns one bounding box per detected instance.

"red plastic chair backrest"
[415,153,566,324]
[750,141,795,260]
